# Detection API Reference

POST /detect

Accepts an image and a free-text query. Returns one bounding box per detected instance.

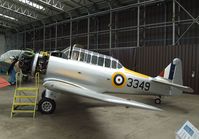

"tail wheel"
[154,98,161,104]
[38,98,56,114]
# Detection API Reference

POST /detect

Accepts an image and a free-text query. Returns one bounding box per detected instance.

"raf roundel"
[112,72,127,88]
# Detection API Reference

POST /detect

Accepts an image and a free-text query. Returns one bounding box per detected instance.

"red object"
[0,77,10,88]
[159,70,164,77]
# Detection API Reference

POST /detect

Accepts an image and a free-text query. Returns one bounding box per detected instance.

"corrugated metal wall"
[19,0,199,94]
[111,45,199,94]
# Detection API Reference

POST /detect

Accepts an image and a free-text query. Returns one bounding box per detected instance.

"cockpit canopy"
[62,45,123,69]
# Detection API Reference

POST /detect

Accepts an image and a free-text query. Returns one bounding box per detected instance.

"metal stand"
[10,72,39,118]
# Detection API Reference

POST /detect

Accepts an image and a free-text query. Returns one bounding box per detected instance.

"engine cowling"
[18,51,49,76]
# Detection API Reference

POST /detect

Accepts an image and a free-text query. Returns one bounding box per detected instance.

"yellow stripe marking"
[124,68,150,79]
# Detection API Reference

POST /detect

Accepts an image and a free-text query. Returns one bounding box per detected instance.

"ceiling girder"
[0,8,29,24]
[8,0,50,17]
[0,20,18,29]
[70,0,90,12]
[30,0,65,13]
[0,15,21,25]
[0,0,39,20]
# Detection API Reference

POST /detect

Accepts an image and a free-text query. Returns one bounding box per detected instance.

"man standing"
[7,57,18,85]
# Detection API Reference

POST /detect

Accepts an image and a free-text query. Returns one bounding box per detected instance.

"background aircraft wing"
[43,78,162,111]
[0,50,24,72]
[0,50,23,63]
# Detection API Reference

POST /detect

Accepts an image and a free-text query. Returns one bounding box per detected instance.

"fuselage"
[45,56,170,96]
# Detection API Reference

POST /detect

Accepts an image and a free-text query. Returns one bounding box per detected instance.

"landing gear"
[38,97,56,114]
[154,96,161,104]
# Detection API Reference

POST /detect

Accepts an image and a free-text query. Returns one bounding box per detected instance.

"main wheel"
[154,98,161,104]
[38,98,56,114]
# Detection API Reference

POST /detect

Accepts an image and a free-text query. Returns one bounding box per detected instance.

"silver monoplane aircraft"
[2,45,193,114]
[16,44,191,114]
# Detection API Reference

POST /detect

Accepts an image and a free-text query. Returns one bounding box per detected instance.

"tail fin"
[158,58,184,95]
[159,58,182,85]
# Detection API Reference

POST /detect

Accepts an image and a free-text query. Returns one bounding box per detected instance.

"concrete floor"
[0,76,199,139]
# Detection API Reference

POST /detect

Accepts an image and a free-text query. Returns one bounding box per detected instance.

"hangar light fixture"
[0,13,18,21]
[18,0,45,10]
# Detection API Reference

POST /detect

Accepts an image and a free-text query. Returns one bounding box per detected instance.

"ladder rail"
[11,72,40,118]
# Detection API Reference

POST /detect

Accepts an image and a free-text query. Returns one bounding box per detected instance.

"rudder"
[159,58,183,95]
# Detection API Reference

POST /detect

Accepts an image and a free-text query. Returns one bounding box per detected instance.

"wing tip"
[185,87,194,93]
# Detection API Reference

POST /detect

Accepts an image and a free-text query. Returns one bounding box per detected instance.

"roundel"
[112,72,127,88]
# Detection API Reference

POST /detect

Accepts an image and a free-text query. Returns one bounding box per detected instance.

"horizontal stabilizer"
[152,77,193,93]
[44,78,162,111]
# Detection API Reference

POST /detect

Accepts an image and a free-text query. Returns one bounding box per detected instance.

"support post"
[143,5,146,47]
[137,0,140,47]
[24,31,26,49]
[177,1,181,45]
[17,32,19,49]
[172,0,176,46]
[87,15,90,49]
[164,3,167,46]
[33,27,35,50]
[55,21,57,50]
[43,24,45,51]
[109,11,112,50]
[70,17,72,47]
[96,17,99,49]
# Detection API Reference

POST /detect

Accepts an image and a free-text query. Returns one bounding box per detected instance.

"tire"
[38,98,56,114]
[154,98,161,104]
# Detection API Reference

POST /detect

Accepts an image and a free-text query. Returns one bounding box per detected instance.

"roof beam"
[0,15,21,26]
[111,0,122,7]
[8,0,49,17]
[87,0,100,12]
[0,0,39,20]
[70,0,89,11]
[30,0,65,13]
[0,8,28,24]
[59,0,81,15]
[0,20,18,29]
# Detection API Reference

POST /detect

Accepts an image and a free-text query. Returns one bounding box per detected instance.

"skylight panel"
[19,0,45,10]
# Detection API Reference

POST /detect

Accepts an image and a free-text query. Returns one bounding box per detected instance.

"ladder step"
[12,110,35,113]
[13,103,35,106]
[15,96,36,98]
[16,87,38,91]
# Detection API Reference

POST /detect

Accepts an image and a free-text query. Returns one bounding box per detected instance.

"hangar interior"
[1,0,198,93]
[0,0,199,139]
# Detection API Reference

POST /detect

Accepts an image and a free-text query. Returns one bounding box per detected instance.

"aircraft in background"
[0,50,23,72]
[16,44,193,114]
[0,49,35,81]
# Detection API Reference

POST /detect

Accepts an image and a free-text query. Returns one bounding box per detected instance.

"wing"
[43,79,162,111]
[0,50,23,62]
[0,50,23,71]
[151,77,193,92]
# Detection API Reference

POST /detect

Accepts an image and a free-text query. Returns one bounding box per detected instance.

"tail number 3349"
[127,78,150,91]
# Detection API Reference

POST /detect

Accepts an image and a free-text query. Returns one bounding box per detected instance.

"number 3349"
[127,78,150,91]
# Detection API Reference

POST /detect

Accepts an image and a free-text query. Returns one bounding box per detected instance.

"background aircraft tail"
[158,58,190,95]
